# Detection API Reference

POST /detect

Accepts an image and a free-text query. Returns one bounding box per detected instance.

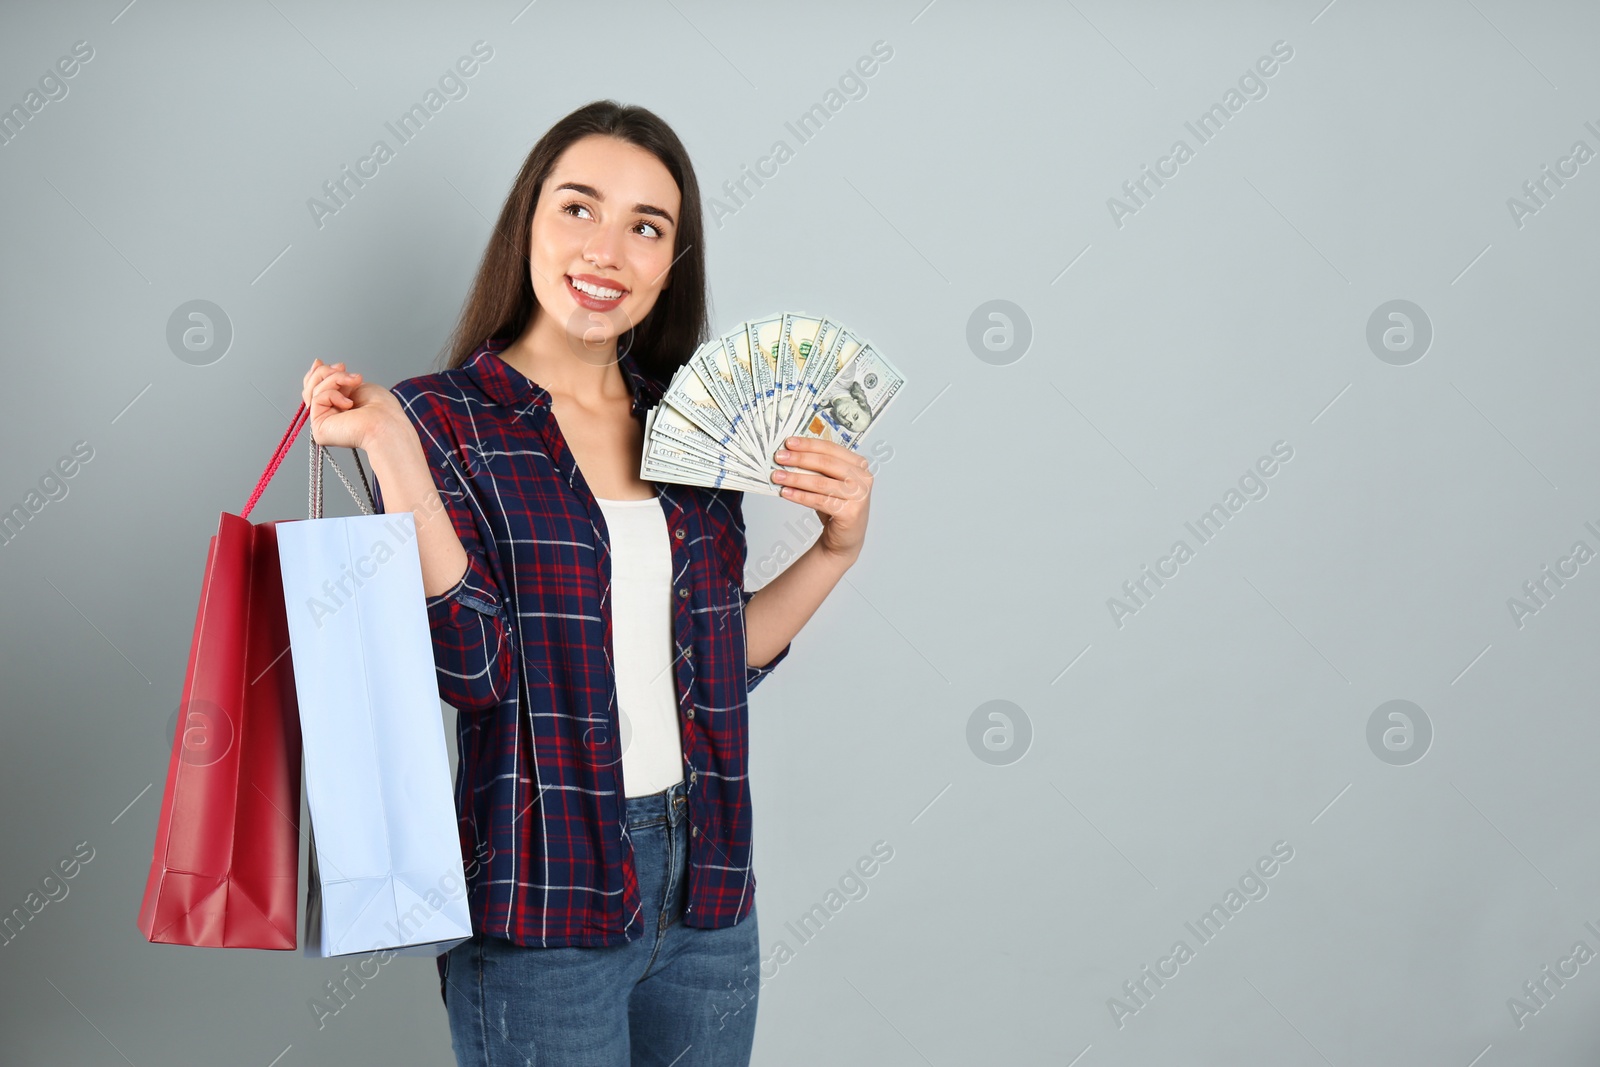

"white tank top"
[593,495,684,797]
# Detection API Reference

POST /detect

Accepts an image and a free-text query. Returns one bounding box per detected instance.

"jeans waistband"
[625,776,688,829]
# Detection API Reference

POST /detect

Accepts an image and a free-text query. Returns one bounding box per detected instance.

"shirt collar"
[463,336,665,416]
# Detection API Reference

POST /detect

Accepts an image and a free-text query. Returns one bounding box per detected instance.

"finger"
[309,372,340,402]
[311,373,357,410]
[777,448,873,491]
[312,394,353,416]
[307,362,344,386]
[305,364,345,400]
[777,484,846,513]
[773,442,865,481]
[778,435,863,458]
[315,370,361,393]
[303,359,325,403]
[772,468,866,501]
[779,435,871,473]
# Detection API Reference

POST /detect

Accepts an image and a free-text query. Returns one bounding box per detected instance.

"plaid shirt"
[370,339,791,975]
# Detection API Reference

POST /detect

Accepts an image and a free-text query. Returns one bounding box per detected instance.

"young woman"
[299,101,874,1065]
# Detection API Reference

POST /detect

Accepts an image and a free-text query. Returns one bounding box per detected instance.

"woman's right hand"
[301,358,402,452]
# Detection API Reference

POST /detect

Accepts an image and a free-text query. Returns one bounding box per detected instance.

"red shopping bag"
[137,406,312,949]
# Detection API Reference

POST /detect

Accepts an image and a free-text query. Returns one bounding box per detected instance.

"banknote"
[687,341,762,465]
[794,342,902,450]
[653,364,766,473]
[639,312,904,496]
[771,313,828,461]
[744,313,785,442]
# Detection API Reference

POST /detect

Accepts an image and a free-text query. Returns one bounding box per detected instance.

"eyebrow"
[554,182,676,226]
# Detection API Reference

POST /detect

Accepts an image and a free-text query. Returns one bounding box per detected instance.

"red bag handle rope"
[241,403,308,520]
[241,400,374,520]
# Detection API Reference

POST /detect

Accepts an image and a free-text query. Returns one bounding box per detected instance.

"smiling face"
[527,134,682,358]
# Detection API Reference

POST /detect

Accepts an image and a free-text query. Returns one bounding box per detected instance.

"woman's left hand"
[769,436,872,563]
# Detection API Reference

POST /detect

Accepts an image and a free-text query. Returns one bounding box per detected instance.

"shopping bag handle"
[308,421,375,520]
[241,401,377,520]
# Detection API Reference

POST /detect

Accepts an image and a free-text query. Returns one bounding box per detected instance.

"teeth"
[570,277,625,299]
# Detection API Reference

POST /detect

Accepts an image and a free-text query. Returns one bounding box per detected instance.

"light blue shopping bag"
[275,442,471,959]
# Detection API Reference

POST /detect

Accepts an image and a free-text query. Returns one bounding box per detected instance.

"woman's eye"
[637,220,663,238]
[563,202,593,219]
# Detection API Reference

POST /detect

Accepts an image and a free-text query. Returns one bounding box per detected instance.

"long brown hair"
[436,100,709,383]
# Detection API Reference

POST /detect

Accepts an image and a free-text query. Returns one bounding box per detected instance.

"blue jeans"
[441,777,762,1065]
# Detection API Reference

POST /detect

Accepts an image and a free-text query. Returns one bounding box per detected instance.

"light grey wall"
[3,0,1598,1063]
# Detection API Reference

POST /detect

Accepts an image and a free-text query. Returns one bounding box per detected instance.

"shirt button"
[686,708,695,720]
[677,587,689,599]
[690,770,697,785]
[691,826,698,837]
[683,647,693,659]
[674,527,686,540]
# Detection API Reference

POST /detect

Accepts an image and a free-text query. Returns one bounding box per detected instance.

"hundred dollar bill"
[648,401,767,477]
[639,389,741,470]
[778,323,864,454]
[729,327,773,459]
[745,313,785,444]
[779,317,843,439]
[641,411,768,482]
[683,342,749,454]
[773,313,826,450]
[795,342,903,451]
[704,333,766,463]
[642,440,775,493]
[729,329,771,463]
[644,458,776,495]
[810,323,862,396]
[659,419,780,489]
[658,360,767,471]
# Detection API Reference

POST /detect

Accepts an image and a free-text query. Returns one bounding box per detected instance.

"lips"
[566,273,629,311]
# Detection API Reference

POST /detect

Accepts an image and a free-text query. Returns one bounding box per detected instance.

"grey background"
[2,0,1597,1063]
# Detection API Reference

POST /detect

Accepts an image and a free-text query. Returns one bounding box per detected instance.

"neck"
[500,309,628,406]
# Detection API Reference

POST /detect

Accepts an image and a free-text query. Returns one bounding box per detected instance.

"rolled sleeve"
[425,549,502,621]
[421,545,515,711]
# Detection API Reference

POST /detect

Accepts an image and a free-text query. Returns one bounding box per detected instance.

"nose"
[582,222,622,270]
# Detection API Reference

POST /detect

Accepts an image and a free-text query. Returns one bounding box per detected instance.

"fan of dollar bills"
[640,312,904,495]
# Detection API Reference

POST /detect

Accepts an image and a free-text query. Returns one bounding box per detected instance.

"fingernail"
[775,450,791,460]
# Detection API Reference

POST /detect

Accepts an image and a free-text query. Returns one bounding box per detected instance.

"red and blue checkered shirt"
[370,339,791,979]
